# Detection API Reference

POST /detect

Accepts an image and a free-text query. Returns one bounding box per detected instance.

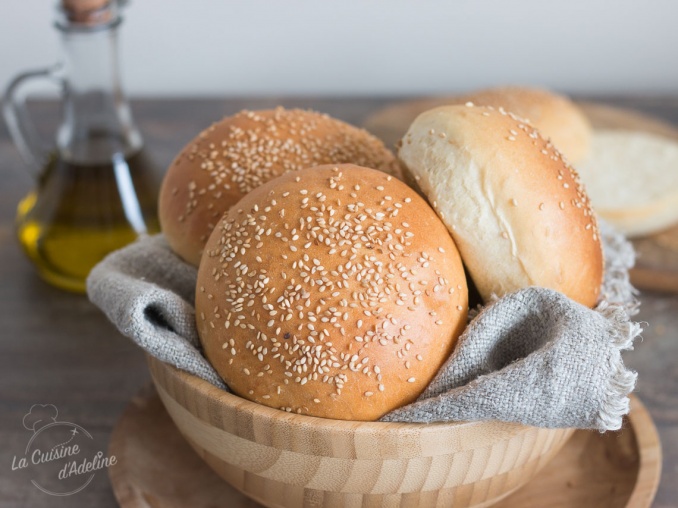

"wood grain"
[108,384,661,508]
[496,396,661,508]
[363,99,678,294]
[147,355,574,508]
[1,97,677,508]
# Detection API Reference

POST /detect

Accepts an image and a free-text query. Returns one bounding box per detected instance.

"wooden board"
[108,385,661,508]
[363,100,678,294]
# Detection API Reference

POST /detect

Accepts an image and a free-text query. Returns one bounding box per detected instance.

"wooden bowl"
[147,355,575,508]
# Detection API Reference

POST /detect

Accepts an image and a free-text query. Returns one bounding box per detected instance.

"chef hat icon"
[23,404,59,433]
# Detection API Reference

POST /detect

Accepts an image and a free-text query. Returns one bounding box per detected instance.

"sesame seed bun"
[159,108,403,266]
[195,164,468,420]
[398,104,603,308]
[452,87,592,164]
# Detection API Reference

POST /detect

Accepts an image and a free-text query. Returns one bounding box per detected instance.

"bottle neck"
[56,17,142,164]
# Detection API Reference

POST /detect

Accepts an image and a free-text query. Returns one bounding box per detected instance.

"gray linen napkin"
[87,222,639,431]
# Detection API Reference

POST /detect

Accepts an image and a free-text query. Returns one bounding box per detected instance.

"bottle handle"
[2,63,65,176]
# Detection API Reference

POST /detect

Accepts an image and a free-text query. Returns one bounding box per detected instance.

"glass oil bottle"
[4,0,159,292]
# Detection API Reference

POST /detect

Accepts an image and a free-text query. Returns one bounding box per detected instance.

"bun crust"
[399,104,603,308]
[578,130,678,237]
[159,108,402,266]
[196,164,468,420]
[451,87,592,164]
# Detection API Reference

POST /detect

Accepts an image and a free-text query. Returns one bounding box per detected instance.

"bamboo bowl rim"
[146,354,556,459]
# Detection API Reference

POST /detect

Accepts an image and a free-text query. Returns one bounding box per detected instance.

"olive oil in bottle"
[16,150,159,292]
[4,0,160,292]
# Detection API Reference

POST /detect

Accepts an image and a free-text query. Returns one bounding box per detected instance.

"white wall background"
[1,0,677,97]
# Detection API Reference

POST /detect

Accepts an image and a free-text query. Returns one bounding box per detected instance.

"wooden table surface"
[0,97,677,508]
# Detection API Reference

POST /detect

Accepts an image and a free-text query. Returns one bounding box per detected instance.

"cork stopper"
[61,0,116,25]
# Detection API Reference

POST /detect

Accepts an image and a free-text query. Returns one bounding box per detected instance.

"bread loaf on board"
[577,130,678,237]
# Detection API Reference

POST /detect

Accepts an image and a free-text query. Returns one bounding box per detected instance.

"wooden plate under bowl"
[363,99,678,294]
[108,385,661,508]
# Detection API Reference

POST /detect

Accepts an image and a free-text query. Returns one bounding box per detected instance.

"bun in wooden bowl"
[399,104,604,308]
[148,354,574,508]
[195,164,468,421]
[159,108,402,266]
[452,86,593,165]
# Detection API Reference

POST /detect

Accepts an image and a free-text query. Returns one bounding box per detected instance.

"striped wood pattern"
[147,355,573,507]
[108,384,661,508]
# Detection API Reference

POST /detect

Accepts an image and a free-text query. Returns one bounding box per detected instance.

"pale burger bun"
[159,108,402,266]
[196,164,468,420]
[577,129,678,237]
[451,87,592,164]
[399,104,603,308]
[367,86,592,164]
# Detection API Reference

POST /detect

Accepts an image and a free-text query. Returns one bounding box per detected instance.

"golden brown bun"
[451,86,592,164]
[399,104,603,308]
[196,164,468,420]
[159,108,402,266]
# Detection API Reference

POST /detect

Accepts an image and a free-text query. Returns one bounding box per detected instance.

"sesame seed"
[199,161,465,408]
